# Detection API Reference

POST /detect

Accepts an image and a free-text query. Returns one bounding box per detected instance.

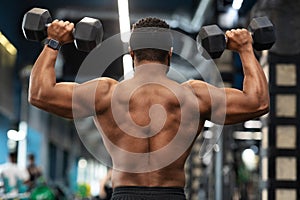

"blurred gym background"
[0,0,299,199]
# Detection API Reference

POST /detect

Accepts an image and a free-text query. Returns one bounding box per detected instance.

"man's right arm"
[185,29,269,125]
[28,20,117,119]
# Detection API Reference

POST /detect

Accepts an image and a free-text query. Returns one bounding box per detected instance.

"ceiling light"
[244,120,263,129]
[78,158,87,169]
[233,131,262,140]
[232,0,244,10]
[122,54,133,79]
[7,130,26,141]
[204,120,214,128]
[118,0,131,42]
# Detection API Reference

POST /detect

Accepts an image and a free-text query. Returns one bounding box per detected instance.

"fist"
[225,29,253,52]
[47,20,74,44]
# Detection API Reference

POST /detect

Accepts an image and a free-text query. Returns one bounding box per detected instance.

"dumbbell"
[22,8,103,52]
[197,16,276,59]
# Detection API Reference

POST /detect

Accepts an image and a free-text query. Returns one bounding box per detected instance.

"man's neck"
[134,61,169,77]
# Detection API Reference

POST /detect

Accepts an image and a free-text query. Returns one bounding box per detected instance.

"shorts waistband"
[113,186,185,196]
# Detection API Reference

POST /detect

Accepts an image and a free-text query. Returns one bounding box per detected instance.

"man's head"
[28,154,35,164]
[9,152,17,163]
[130,17,172,65]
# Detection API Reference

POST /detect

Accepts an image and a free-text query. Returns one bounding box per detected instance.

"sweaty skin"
[28,21,269,188]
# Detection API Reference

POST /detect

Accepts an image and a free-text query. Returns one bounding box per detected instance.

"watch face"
[48,39,60,50]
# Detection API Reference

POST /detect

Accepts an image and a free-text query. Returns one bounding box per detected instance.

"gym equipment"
[30,185,55,200]
[197,16,276,59]
[22,8,103,52]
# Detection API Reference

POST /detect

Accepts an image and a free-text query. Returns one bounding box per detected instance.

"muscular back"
[29,20,269,188]
[94,64,203,188]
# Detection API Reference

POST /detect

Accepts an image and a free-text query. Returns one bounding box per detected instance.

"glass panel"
[276,95,296,117]
[276,64,296,86]
[276,157,297,180]
[276,126,296,149]
[276,189,297,200]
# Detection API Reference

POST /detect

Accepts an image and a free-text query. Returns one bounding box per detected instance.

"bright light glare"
[123,54,133,79]
[233,131,262,140]
[118,0,131,42]
[218,7,238,28]
[244,120,263,129]
[232,0,244,10]
[0,31,17,56]
[242,148,257,171]
[7,139,17,150]
[19,121,27,132]
[204,120,214,128]
[203,130,213,139]
[7,130,26,141]
[118,0,129,17]
[78,158,87,169]
[119,17,131,42]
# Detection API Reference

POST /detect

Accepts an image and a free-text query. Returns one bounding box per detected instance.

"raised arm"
[185,28,269,125]
[28,20,115,119]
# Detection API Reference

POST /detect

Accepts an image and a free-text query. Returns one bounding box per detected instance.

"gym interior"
[0,0,299,199]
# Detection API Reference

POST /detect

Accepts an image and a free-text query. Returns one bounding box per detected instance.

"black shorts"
[111,186,186,200]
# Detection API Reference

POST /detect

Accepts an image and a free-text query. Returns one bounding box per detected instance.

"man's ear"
[166,47,173,66]
[168,47,173,57]
[129,47,134,58]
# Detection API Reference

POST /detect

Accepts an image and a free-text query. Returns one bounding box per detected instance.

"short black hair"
[28,153,35,161]
[131,17,171,63]
[9,152,17,163]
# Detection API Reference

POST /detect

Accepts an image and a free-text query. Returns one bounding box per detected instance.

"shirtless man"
[28,17,269,200]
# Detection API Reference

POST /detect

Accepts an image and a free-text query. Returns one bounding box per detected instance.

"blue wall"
[26,127,42,165]
[0,113,43,165]
[0,114,10,164]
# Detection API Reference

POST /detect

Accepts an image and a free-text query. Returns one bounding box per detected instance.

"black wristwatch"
[44,38,61,50]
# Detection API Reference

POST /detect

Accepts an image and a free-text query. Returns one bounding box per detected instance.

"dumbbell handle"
[223,30,252,44]
[52,17,102,52]
[43,22,76,38]
[44,21,73,28]
[224,27,259,41]
[44,17,99,33]
[220,30,267,55]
